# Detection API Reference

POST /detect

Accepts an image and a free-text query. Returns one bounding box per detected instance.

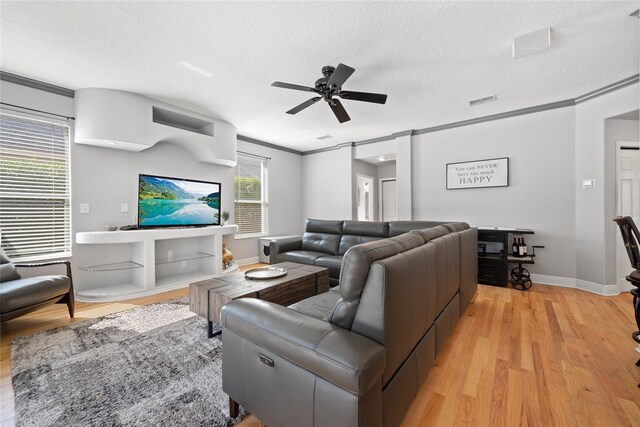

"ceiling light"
[104,141,117,145]
[378,156,386,162]
[469,95,497,107]
[317,134,333,140]
[179,61,213,77]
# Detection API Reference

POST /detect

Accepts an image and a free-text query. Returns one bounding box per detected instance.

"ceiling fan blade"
[286,97,322,115]
[339,90,388,104]
[326,63,355,89]
[271,81,318,93]
[329,99,351,123]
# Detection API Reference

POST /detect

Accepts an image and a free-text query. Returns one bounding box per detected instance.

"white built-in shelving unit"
[75,225,238,302]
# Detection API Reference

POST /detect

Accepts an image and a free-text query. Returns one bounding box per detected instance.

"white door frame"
[379,177,397,222]
[616,141,640,292]
[356,173,375,221]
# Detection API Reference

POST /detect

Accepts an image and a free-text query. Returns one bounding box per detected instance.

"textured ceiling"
[1,1,638,152]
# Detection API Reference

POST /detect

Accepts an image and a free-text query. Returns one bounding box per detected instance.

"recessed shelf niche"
[152,106,214,136]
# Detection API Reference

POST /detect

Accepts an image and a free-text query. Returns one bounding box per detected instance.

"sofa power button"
[259,354,274,367]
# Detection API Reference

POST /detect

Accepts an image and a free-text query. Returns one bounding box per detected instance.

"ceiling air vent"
[513,27,551,59]
[317,134,333,140]
[469,95,497,107]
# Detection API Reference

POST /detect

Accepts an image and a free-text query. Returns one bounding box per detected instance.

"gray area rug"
[11,298,244,426]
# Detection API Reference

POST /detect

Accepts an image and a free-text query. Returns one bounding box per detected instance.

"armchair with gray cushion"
[223,222,477,427]
[0,248,74,322]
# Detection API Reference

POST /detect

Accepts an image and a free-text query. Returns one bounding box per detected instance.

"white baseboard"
[530,274,620,296]
[235,256,260,266]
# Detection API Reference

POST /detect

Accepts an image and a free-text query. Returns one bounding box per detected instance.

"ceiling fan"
[271,63,388,123]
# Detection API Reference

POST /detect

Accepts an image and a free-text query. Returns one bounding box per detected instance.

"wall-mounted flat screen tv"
[138,174,221,228]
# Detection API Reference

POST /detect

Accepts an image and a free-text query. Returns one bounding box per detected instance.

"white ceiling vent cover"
[512,27,551,59]
[469,95,497,107]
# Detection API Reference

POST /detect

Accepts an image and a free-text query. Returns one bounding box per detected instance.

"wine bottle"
[512,238,518,257]
[522,238,528,257]
[518,238,525,257]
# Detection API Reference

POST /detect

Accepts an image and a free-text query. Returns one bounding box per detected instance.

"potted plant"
[221,211,230,225]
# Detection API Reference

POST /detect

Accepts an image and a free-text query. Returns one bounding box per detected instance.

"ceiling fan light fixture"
[271,63,388,123]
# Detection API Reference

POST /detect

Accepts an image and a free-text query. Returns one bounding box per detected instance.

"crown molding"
[0,71,75,98]
[3,70,637,156]
[237,134,303,155]
[574,74,639,104]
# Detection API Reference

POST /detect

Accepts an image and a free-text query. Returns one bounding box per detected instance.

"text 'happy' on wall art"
[446,157,509,190]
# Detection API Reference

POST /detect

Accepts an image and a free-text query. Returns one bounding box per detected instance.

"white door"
[616,141,640,291]
[380,178,397,221]
[357,175,374,221]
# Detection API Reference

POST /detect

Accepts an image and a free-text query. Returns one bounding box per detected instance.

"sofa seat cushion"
[314,255,343,279]
[276,250,328,265]
[288,290,342,321]
[0,275,70,313]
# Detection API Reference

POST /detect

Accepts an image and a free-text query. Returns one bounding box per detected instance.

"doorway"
[616,141,640,291]
[380,178,397,221]
[357,174,374,221]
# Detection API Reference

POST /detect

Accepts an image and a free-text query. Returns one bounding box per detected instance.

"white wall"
[412,107,577,279]
[604,117,640,285]
[302,146,353,221]
[575,83,639,288]
[377,162,396,179]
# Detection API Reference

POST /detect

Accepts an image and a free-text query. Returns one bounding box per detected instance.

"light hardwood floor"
[2,281,640,426]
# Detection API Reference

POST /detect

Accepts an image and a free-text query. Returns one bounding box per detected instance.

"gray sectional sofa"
[222,220,478,427]
[270,219,452,285]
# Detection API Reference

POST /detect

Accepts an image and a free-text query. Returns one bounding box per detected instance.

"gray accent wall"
[412,107,577,279]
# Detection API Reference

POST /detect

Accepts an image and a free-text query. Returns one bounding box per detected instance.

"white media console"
[75,225,238,302]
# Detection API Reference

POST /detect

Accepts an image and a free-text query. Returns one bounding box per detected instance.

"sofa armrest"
[221,298,385,396]
[269,237,302,264]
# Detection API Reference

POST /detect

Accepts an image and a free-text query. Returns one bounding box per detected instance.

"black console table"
[477,227,536,287]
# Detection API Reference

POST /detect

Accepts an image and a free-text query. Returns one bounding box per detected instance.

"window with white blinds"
[234,153,268,236]
[0,112,71,260]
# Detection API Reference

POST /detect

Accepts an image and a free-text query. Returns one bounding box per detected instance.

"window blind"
[0,112,71,260]
[234,154,268,235]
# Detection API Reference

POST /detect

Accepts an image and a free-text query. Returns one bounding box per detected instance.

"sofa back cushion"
[388,221,448,237]
[351,231,463,385]
[329,232,425,330]
[301,219,343,255]
[338,221,389,255]
[0,248,21,283]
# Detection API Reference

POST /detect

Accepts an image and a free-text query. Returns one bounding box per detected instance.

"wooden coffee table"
[189,262,330,337]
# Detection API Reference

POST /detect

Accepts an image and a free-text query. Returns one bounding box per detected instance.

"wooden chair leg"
[67,293,75,318]
[229,397,239,418]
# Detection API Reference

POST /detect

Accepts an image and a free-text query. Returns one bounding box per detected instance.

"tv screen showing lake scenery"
[138,174,221,227]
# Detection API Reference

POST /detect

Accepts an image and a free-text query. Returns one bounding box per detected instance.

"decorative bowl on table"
[244,267,287,280]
